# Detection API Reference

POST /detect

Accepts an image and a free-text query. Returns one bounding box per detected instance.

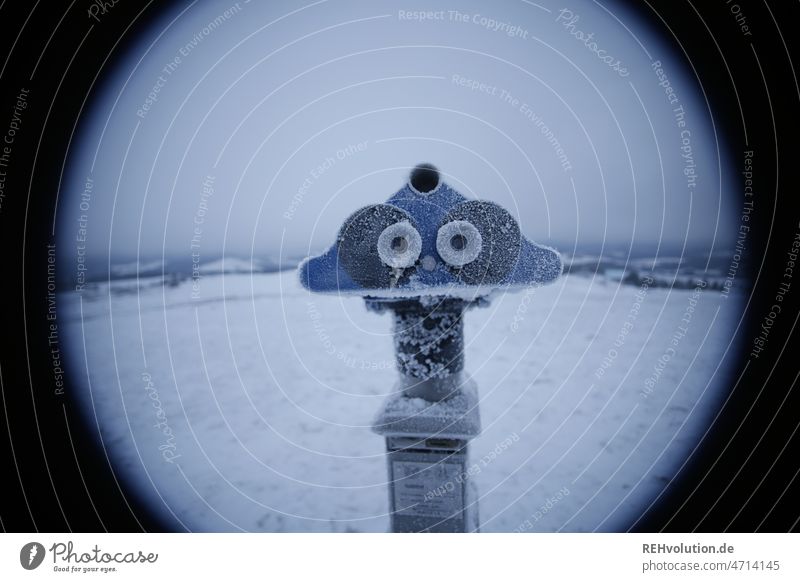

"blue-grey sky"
[61,0,734,263]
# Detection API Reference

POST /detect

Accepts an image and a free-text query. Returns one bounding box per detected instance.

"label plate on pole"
[391,460,464,519]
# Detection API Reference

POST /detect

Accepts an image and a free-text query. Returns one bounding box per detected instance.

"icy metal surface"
[298,164,562,298]
[391,298,465,386]
[372,377,482,439]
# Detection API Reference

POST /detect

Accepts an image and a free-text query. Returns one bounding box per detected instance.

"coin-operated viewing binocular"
[300,163,561,298]
[299,163,562,532]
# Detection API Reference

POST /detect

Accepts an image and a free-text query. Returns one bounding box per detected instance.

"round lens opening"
[391,236,408,252]
[450,234,467,251]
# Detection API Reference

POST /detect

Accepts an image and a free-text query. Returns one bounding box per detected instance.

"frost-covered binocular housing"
[300,163,561,301]
[299,163,561,532]
[300,162,561,401]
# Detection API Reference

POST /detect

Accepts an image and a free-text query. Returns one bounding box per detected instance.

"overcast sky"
[60,0,735,263]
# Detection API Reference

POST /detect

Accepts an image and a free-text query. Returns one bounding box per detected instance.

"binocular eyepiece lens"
[338,204,420,287]
[378,221,422,269]
[450,234,467,251]
[436,220,483,268]
[391,236,408,252]
[438,201,522,284]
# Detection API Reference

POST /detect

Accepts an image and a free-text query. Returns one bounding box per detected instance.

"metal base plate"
[372,377,481,440]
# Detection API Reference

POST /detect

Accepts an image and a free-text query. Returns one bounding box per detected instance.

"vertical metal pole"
[372,298,482,532]
[391,298,465,401]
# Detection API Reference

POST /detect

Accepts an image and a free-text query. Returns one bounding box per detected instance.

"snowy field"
[60,268,744,532]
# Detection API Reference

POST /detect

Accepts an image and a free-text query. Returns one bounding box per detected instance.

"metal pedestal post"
[370,298,482,532]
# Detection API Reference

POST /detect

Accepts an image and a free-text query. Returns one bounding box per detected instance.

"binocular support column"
[371,297,482,532]
[390,298,466,402]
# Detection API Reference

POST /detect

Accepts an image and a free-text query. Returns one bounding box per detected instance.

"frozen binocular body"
[300,163,562,299]
[299,163,562,401]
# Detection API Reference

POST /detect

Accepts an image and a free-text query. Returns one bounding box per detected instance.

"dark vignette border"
[0,0,796,532]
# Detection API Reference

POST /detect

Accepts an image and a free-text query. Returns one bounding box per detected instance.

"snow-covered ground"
[60,268,744,532]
